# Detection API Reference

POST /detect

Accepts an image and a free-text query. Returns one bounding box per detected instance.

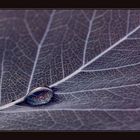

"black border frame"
[0,0,140,139]
[0,0,140,8]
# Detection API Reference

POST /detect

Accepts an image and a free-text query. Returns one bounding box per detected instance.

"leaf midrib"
[50,25,140,88]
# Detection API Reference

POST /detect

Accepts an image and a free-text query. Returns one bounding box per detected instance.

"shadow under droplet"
[51,87,59,92]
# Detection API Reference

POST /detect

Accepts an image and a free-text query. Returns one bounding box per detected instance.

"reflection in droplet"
[25,87,54,106]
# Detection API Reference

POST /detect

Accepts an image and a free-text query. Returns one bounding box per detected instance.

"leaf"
[0,10,140,130]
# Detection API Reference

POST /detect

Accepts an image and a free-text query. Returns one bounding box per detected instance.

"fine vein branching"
[0,12,140,111]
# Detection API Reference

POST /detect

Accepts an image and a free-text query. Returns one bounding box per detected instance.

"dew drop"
[25,87,54,106]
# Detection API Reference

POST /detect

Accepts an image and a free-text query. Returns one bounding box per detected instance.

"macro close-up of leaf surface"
[0,10,140,130]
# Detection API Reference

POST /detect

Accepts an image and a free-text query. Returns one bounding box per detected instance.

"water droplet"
[25,87,54,106]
